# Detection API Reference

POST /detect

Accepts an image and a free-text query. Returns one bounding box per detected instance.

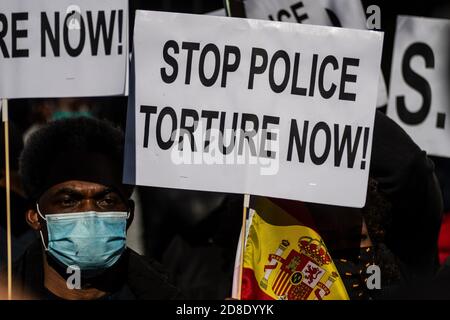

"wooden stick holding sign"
[237,194,251,299]
[224,0,246,18]
[2,98,12,300]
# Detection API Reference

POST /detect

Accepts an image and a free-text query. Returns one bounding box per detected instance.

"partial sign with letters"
[244,0,331,25]
[387,16,450,157]
[125,11,383,208]
[320,0,388,107]
[0,0,128,98]
[244,0,388,108]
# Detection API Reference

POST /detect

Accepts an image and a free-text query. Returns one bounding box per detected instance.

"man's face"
[27,180,131,233]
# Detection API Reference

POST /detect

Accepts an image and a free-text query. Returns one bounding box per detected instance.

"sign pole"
[2,98,12,300]
[224,0,246,18]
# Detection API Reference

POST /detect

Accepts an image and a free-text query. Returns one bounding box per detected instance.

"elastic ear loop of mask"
[36,203,48,251]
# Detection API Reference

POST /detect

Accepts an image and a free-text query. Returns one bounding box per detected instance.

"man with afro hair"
[11,117,181,300]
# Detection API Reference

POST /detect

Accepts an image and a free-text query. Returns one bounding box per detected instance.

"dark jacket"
[8,240,182,300]
[370,111,443,280]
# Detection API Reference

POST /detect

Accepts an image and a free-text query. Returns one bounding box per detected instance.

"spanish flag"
[233,196,349,300]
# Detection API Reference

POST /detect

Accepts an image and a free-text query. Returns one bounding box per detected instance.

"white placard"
[387,16,450,158]
[0,0,128,98]
[244,0,331,25]
[126,11,383,208]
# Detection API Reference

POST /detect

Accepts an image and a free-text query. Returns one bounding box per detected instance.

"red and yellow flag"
[235,196,349,300]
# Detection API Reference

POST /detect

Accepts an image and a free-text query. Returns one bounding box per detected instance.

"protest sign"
[0,0,128,98]
[387,16,450,157]
[125,10,383,208]
[244,0,330,25]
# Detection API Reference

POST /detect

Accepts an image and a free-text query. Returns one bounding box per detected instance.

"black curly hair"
[19,117,131,202]
[363,178,402,287]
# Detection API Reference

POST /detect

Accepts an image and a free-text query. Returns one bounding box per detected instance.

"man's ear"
[126,199,135,230]
[26,208,42,231]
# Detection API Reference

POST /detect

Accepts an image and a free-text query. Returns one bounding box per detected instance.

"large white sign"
[125,11,383,208]
[0,0,128,98]
[387,16,450,157]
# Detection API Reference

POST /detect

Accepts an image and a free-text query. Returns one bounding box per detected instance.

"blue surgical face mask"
[37,204,129,273]
[51,110,93,121]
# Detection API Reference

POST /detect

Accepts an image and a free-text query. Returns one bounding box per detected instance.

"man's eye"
[98,198,116,206]
[60,198,77,206]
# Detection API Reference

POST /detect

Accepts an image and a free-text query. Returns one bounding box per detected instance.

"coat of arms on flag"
[234,196,349,300]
